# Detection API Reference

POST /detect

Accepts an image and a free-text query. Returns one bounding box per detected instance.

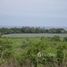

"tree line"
[0,27,67,34]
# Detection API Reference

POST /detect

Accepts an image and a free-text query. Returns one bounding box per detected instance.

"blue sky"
[0,0,67,27]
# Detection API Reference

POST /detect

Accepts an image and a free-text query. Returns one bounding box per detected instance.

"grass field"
[0,36,67,67]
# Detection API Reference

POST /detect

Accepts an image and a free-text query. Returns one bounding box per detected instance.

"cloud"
[0,0,67,27]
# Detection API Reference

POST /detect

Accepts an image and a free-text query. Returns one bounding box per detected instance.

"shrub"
[51,35,60,41]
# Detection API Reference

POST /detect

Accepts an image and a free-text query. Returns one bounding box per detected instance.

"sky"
[0,0,67,27]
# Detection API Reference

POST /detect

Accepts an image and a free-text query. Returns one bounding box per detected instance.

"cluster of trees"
[0,27,67,34]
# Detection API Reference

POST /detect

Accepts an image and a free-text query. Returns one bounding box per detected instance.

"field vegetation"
[0,27,67,34]
[0,36,67,67]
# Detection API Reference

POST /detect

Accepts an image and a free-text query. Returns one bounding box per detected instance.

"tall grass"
[0,36,67,67]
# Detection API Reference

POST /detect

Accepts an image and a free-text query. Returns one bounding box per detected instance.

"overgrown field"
[0,36,67,67]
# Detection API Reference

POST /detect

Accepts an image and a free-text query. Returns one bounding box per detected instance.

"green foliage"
[0,37,67,67]
[0,39,13,65]
[51,35,61,41]
[63,37,67,41]
[0,27,66,34]
[56,46,65,66]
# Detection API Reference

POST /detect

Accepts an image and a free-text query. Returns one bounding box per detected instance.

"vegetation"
[0,27,67,34]
[0,36,67,67]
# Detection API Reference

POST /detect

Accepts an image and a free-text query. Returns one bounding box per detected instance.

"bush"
[63,37,67,41]
[51,35,60,41]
